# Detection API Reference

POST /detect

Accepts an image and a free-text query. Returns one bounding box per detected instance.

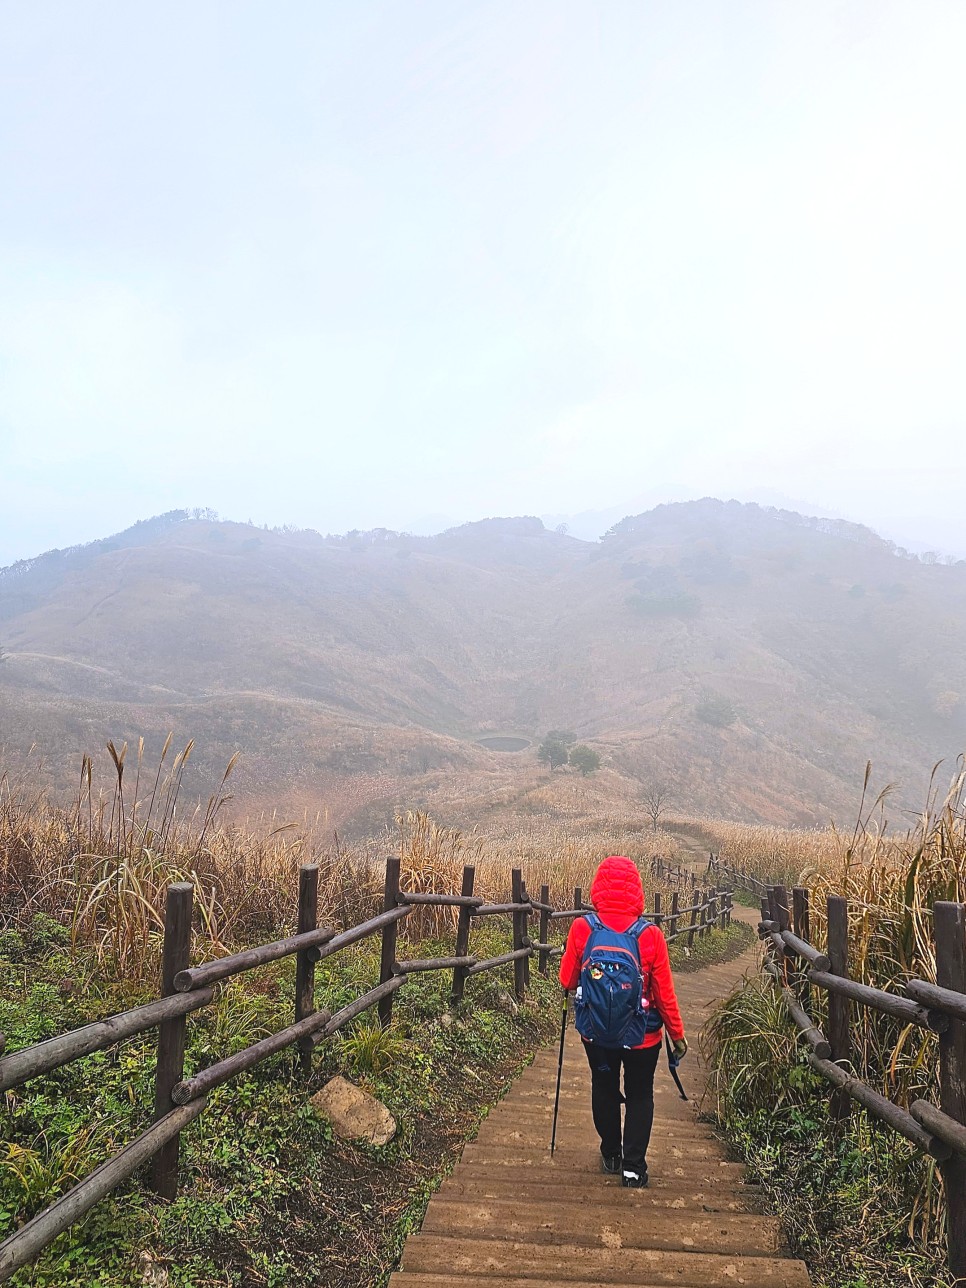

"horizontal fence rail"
[712,849,966,1283]
[0,849,736,1282]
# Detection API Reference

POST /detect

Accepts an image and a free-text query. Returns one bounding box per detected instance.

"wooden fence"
[650,855,698,890]
[709,854,966,1280]
[0,860,733,1283]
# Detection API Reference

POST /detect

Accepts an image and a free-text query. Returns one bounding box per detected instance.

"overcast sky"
[1,1,964,566]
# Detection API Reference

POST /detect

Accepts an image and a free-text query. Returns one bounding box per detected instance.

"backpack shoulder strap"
[582,912,603,933]
[623,917,652,970]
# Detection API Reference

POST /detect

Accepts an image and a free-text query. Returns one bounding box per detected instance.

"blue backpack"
[574,913,662,1047]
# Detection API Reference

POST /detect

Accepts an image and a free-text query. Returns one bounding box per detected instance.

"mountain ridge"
[1,499,964,831]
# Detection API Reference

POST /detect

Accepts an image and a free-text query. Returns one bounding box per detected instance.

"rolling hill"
[1,501,964,830]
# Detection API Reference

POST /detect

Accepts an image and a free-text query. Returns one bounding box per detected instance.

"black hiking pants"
[583,1040,661,1174]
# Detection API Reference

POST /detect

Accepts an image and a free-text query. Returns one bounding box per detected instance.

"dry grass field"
[0,740,683,991]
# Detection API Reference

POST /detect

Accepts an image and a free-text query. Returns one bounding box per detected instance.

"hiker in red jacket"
[559,855,687,1188]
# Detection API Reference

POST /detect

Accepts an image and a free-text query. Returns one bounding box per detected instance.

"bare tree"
[642,784,671,831]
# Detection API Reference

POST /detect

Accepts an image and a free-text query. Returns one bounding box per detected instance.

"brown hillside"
[1,501,964,828]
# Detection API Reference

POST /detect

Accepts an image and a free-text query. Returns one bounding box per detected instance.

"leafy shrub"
[338,1021,411,1076]
[568,745,600,776]
[536,736,569,771]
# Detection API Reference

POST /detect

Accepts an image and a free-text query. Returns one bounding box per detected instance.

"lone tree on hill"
[537,734,570,772]
[642,784,671,830]
[569,744,601,776]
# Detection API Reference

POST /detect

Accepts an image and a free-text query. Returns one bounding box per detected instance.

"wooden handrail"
[906,977,966,1024]
[780,929,830,971]
[912,1099,966,1158]
[399,892,484,908]
[808,970,946,1033]
[171,1009,334,1104]
[174,926,338,991]
[466,947,533,976]
[806,1053,949,1159]
[393,955,477,973]
[0,987,214,1093]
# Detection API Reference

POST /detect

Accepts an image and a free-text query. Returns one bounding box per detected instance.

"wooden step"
[482,1104,709,1131]
[448,1162,756,1190]
[439,1175,762,1212]
[459,1144,747,1179]
[420,1198,780,1255]
[474,1130,730,1162]
[395,1235,812,1286]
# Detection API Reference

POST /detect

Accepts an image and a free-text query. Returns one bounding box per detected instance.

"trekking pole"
[665,1033,688,1101]
[550,991,569,1156]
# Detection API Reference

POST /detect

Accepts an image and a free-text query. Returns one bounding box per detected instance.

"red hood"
[590,856,644,918]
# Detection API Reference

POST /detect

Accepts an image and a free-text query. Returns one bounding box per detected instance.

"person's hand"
[672,1037,689,1061]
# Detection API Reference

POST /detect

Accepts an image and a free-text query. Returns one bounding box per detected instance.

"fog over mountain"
[2,500,964,831]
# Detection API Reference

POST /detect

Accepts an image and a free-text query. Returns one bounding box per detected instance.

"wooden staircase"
[389,939,812,1287]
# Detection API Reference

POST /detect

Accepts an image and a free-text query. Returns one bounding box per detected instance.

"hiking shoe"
[621,1170,648,1188]
[600,1153,621,1175]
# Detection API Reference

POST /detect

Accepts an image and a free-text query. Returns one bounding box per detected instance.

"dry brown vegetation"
[0,743,681,990]
[708,765,966,1243]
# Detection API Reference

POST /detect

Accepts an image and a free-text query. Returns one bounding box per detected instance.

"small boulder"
[311,1076,396,1146]
[139,1253,169,1287]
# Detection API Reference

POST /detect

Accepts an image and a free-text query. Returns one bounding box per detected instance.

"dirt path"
[388,923,810,1288]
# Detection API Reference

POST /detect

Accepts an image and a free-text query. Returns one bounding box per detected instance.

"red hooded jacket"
[559,855,685,1049]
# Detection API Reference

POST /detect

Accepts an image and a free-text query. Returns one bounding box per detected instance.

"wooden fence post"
[511,869,527,1000]
[827,895,852,1119]
[793,887,811,1008]
[574,887,583,912]
[773,885,791,933]
[766,885,781,928]
[450,865,476,1004]
[538,884,550,975]
[653,892,662,927]
[520,878,532,990]
[295,864,319,1072]
[687,892,701,950]
[150,882,194,1199]
[705,891,716,937]
[670,891,680,939]
[792,888,809,940]
[935,901,966,1280]
[378,857,401,1027]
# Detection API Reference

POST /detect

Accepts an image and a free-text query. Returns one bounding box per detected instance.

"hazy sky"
[1,1,964,566]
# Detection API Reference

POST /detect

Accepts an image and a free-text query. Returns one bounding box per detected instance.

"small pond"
[475,736,532,752]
